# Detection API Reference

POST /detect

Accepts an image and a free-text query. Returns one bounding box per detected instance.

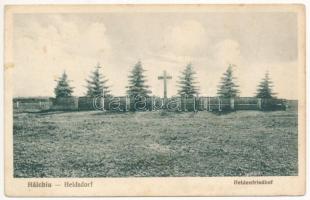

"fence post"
[218,97,222,111]
[150,96,154,111]
[208,97,211,111]
[102,97,105,111]
[257,98,262,110]
[203,98,207,110]
[230,98,235,110]
[125,96,128,111]
[16,101,19,108]
[198,97,203,111]
[162,98,165,110]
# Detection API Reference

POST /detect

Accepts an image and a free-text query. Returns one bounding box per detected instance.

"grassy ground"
[13,110,298,177]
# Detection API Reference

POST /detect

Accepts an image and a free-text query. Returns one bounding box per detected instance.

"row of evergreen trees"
[54,61,276,99]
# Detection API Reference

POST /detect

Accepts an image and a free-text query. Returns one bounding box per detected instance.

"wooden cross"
[158,70,172,99]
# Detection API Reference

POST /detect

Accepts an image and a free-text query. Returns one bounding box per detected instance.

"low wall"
[234,97,260,110]
[13,96,288,112]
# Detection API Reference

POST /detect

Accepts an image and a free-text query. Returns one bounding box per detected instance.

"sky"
[12,11,298,99]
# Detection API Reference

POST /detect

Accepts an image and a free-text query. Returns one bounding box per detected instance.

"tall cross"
[158,70,172,99]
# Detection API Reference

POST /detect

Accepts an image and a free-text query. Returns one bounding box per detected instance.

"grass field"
[13,109,298,177]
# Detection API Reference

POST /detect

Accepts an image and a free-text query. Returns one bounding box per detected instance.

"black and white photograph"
[4,4,306,196]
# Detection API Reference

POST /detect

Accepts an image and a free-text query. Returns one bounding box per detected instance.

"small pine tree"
[256,71,276,98]
[177,63,199,97]
[126,61,152,98]
[85,63,111,97]
[54,71,74,98]
[217,64,239,98]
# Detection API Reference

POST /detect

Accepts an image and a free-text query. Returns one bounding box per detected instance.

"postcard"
[4,4,306,196]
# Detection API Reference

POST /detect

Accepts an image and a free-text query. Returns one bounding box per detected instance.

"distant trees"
[217,64,239,98]
[126,61,152,97]
[177,63,199,97]
[85,63,111,97]
[54,71,74,98]
[256,71,276,98]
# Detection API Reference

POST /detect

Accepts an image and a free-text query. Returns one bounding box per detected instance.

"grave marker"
[158,70,172,100]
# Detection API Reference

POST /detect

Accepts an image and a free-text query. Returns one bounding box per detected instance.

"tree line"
[54,61,276,99]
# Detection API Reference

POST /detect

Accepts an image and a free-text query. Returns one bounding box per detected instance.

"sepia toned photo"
[4,4,306,196]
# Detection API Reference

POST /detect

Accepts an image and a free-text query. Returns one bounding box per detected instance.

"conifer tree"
[54,71,74,98]
[126,61,151,97]
[85,63,111,97]
[256,71,276,98]
[177,63,199,97]
[217,64,239,98]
